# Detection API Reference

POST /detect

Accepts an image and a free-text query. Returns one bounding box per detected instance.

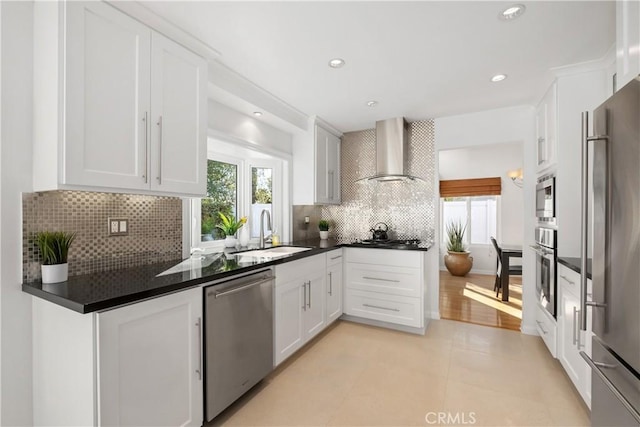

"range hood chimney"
[358,117,420,182]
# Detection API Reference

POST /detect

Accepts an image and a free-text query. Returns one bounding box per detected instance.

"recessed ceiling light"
[253,111,263,117]
[366,100,378,107]
[328,58,345,68]
[491,74,507,82]
[499,4,526,21]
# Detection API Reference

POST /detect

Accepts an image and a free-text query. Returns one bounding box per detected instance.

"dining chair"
[490,236,523,298]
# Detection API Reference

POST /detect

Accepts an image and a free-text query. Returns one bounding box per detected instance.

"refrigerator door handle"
[581,351,640,424]
[580,111,609,332]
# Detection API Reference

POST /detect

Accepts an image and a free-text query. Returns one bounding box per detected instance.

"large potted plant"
[216,213,247,248]
[36,231,76,283]
[444,220,473,276]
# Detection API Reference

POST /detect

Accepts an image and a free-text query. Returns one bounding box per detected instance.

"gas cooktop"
[350,238,421,250]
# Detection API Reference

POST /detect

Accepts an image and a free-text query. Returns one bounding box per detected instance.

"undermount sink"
[233,246,312,260]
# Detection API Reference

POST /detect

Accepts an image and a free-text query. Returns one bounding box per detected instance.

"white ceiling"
[144,1,615,132]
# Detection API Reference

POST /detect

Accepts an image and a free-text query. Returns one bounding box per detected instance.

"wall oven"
[531,226,557,317]
[536,175,556,224]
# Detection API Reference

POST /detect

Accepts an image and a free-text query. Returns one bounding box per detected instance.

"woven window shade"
[439,177,502,197]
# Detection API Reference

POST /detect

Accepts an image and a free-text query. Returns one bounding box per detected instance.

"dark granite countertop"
[23,238,432,314]
[558,256,592,280]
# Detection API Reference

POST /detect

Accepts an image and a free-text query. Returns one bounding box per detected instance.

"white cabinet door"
[303,270,327,340]
[150,33,207,195]
[314,125,330,204]
[326,132,341,204]
[97,288,203,427]
[326,262,343,324]
[558,266,592,408]
[65,1,151,190]
[536,82,557,173]
[314,124,341,205]
[274,278,304,366]
[616,0,640,91]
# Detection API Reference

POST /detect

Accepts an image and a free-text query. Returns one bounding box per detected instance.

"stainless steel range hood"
[357,117,421,182]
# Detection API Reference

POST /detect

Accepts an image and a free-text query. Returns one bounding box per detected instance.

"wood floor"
[439,270,522,331]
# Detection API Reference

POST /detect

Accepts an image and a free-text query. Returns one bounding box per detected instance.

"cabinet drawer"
[346,263,421,297]
[345,289,422,328]
[536,303,557,358]
[345,248,420,268]
[558,265,580,296]
[326,249,343,267]
[275,254,326,285]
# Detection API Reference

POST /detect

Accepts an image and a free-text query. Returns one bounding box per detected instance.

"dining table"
[500,243,523,302]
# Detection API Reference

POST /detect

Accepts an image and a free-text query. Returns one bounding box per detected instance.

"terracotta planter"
[444,251,473,276]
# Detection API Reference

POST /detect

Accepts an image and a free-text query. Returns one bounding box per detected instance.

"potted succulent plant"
[216,213,247,248]
[444,220,473,276]
[318,219,330,240]
[36,231,76,283]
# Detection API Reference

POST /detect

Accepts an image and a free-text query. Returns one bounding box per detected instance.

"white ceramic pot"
[224,236,238,248]
[41,263,69,284]
[319,231,329,240]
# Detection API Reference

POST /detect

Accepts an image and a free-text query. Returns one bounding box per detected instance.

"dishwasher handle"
[210,276,274,299]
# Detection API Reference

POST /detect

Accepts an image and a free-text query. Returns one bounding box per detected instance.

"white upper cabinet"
[150,32,207,194]
[535,82,557,174]
[616,0,640,91]
[65,2,151,191]
[34,1,207,196]
[315,124,341,205]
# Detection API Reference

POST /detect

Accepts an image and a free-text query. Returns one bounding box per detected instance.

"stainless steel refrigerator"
[581,77,640,426]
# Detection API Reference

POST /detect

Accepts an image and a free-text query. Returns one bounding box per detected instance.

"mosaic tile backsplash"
[320,120,436,243]
[23,191,182,282]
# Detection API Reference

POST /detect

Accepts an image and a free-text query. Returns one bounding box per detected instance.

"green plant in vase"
[319,219,330,240]
[444,220,473,276]
[36,231,76,283]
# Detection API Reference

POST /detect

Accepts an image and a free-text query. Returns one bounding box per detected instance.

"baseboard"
[340,314,425,335]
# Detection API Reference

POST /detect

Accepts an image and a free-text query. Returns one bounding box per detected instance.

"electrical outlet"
[108,218,129,236]
[304,216,310,224]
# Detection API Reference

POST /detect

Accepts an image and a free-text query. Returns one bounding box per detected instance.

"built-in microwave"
[536,175,556,224]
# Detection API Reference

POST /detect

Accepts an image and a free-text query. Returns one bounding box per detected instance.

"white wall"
[208,99,293,155]
[435,105,537,335]
[1,2,34,424]
[438,142,524,274]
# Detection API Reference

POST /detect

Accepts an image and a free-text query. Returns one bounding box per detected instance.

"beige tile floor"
[207,319,590,427]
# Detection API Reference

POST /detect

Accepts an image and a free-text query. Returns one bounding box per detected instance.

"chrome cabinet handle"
[581,351,640,424]
[330,255,342,260]
[328,272,333,296]
[363,303,400,312]
[302,282,307,311]
[559,275,575,285]
[538,137,545,143]
[195,317,202,381]
[142,112,148,183]
[573,307,579,345]
[535,320,548,335]
[307,280,311,309]
[157,116,163,184]
[362,276,400,283]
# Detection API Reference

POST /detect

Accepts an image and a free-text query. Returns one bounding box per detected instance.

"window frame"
[440,195,501,247]
[189,139,286,253]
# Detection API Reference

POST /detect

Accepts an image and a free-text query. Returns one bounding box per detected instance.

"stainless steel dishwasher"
[205,268,274,421]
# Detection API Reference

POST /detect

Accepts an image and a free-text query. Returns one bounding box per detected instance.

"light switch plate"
[108,218,129,236]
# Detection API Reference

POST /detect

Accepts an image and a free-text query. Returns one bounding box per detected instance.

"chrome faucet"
[259,209,272,249]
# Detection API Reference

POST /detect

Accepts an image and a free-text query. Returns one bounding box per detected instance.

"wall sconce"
[507,168,523,188]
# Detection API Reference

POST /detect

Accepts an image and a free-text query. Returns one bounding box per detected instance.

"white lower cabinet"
[557,264,592,408]
[344,248,425,329]
[274,254,327,366]
[326,249,343,324]
[32,287,203,426]
[536,301,557,358]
